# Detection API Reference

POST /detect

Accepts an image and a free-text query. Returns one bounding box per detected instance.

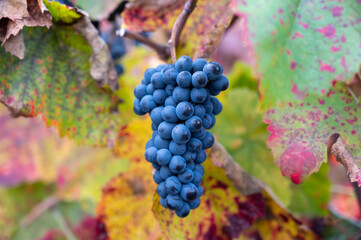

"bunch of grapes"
[133,56,229,217]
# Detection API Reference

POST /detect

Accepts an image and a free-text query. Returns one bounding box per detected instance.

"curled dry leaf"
[0,0,52,59]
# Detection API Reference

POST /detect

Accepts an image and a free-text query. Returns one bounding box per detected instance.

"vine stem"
[117,29,170,61]
[168,0,198,63]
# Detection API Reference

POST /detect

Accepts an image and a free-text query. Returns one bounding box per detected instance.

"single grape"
[165,176,182,195]
[191,127,206,139]
[158,122,176,140]
[153,89,167,104]
[192,171,202,185]
[175,55,192,72]
[176,71,192,88]
[210,97,223,115]
[157,181,167,198]
[165,84,175,96]
[160,166,173,180]
[163,68,178,86]
[173,86,190,102]
[180,183,198,201]
[169,155,187,174]
[203,100,214,114]
[191,71,208,88]
[152,162,161,170]
[178,168,194,184]
[153,170,163,184]
[145,139,154,149]
[154,135,170,149]
[150,107,164,126]
[156,64,165,72]
[190,88,207,103]
[194,105,206,119]
[144,147,157,163]
[189,198,201,209]
[166,195,185,211]
[197,185,203,197]
[144,68,157,83]
[175,202,190,218]
[187,138,202,152]
[162,106,178,123]
[194,164,204,177]
[161,64,175,74]
[202,114,213,129]
[141,95,157,113]
[146,83,155,95]
[182,151,197,163]
[209,75,229,92]
[164,96,177,107]
[201,131,214,149]
[133,99,146,116]
[151,72,166,89]
[203,62,223,81]
[160,197,168,208]
[191,58,207,72]
[134,84,147,99]
[169,141,187,155]
[175,101,194,121]
[156,149,172,166]
[195,150,207,164]
[188,161,196,171]
[111,36,126,59]
[171,124,191,144]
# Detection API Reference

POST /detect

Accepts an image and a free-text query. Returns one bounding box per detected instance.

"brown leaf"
[73,17,118,90]
[0,0,52,59]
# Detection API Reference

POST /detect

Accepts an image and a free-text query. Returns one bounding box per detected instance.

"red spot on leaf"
[320,61,335,73]
[286,48,291,55]
[331,6,343,17]
[280,143,318,184]
[298,22,309,29]
[291,32,304,39]
[317,25,336,39]
[318,99,325,105]
[290,61,297,70]
[331,45,341,52]
[291,83,308,99]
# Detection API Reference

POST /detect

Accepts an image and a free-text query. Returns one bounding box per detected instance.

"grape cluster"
[133,56,228,217]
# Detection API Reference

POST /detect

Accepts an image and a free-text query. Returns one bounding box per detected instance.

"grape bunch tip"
[133,55,229,218]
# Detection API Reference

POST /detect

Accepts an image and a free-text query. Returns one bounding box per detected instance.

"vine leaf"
[43,0,84,24]
[235,0,361,108]
[0,0,52,58]
[123,0,233,59]
[96,118,162,240]
[0,24,121,146]
[264,82,361,185]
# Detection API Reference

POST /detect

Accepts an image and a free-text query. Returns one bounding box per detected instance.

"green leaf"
[236,0,361,108]
[75,0,120,20]
[0,26,120,146]
[43,0,83,24]
[211,88,292,206]
[264,82,361,185]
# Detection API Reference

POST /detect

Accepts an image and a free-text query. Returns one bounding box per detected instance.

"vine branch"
[117,29,170,61]
[168,0,198,63]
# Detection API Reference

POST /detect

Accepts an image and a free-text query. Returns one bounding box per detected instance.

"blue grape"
[175,202,190,218]
[175,102,194,120]
[163,68,178,86]
[153,170,163,184]
[153,89,167,104]
[175,55,192,72]
[191,127,206,139]
[171,124,191,144]
[210,97,222,115]
[133,99,146,116]
[203,101,214,114]
[144,68,157,83]
[180,183,198,201]
[115,64,124,76]
[144,147,157,163]
[157,181,167,198]
[145,139,154,149]
[150,107,164,126]
[158,122,176,140]
[169,141,187,155]
[165,176,182,195]
[160,166,173,179]
[146,83,155,95]
[203,62,223,81]
[173,86,190,102]
[194,105,206,119]
[151,122,158,131]
[194,164,204,177]
[176,71,192,88]
[169,155,186,174]
[195,150,207,164]
[162,106,178,123]
[188,161,196,171]
[166,195,185,211]
[201,131,214,149]
[152,162,161,170]
[191,71,208,88]
[189,198,201,209]
[209,75,229,92]
[165,84,175,96]
[162,64,175,73]
[156,149,172,166]
[111,36,126,59]
[190,88,207,103]
[151,72,166,89]
[182,151,197,163]
[187,138,202,152]
[191,58,207,72]
[154,135,170,149]
[202,114,213,129]
[178,168,194,183]
[160,197,168,208]
[164,96,177,107]
[134,84,147,99]
[192,171,202,185]
[156,64,165,72]
[185,116,202,132]
[140,95,157,113]
[197,185,203,197]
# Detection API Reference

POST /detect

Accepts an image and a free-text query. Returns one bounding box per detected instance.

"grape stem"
[117,29,170,61]
[169,0,198,63]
